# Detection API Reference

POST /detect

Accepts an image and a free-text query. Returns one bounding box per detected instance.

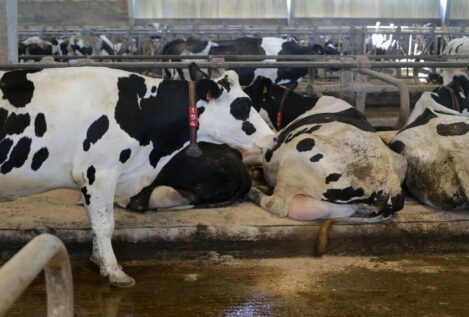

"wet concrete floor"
[6,253,469,317]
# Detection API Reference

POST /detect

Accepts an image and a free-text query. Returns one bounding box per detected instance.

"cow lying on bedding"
[247,94,406,220]
[390,87,469,210]
[0,65,276,287]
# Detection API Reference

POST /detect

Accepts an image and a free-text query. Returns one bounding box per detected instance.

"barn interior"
[1,1,469,316]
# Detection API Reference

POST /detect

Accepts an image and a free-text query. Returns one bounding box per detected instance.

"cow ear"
[189,62,210,81]
[197,79,222,102]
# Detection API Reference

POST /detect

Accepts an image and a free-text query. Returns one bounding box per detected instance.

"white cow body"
[390,92,469,210]
[0,66,275,286]
[249,96,406,220]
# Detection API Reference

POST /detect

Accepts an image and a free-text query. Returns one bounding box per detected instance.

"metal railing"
[0,234,74,317]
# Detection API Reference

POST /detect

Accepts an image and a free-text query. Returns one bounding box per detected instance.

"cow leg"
[248,187,290,217]
[79,173,135,287]
[288,195,358,221]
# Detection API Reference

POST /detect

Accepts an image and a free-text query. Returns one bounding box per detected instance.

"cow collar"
[185,80,202,157]
[276,85,295,129]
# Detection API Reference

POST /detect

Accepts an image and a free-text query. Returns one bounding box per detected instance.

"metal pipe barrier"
[357,68,410,129]
[0,234,74,317]
[17,54,469,61]
[2,60,469,70]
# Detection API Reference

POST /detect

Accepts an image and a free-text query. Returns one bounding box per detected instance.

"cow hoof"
[109,271,135,288]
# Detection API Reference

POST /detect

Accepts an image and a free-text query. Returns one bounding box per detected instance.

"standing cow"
[162,37,336,85]
[390,80,469,210]
[0,65,276,287]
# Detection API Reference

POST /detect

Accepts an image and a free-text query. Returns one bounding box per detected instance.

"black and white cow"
[431,37,469,85]
[429,74,469,116]
[244,76,319,130]
[123,142,251,211]
[247,95,406,221]
[0,65,276,287]
[162,37,331,85]
[390,86,469,210]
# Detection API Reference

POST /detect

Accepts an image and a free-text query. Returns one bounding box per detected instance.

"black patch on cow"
[151,86,157,93]
[34,113,47,137]
[265,149,273,162]
[115,75,200,168]
[0,70,40,108]
[0,108,7,140]
[81,187,91,205]
[230,97,251,121]
[398,108,437,134]
[455,43,464,54]
[0,137,31,174]
[296,138,315,152]
[5,113,30,136]
[276,42,325,83]
[119,148,131,163]
[242,121,256,136]
[383,193,405,216]
[285,125,321,143]
[0,138,13,164]
[325,173,342,184]
[435,110,459,116]
[436,122,469,136]
[83,115,109,151]
[217,76,231,92]
[87,165,96,185]
[390,140,405,154]
[310,153,323,162]
[323,186,365,202]
[31,147,49,171]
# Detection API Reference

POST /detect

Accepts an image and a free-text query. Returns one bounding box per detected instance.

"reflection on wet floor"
[6,253,469,317]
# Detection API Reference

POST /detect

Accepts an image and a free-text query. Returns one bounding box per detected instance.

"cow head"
[431,74,469,114]
[189,63,276,153]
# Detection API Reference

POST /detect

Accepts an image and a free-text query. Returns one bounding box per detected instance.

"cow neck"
[445,85,461,113]
[276,86,294,129]
[185,80,202,157]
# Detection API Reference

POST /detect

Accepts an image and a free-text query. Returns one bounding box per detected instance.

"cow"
[390,86,469,210]
[429,74,469,116]
[246,95,406,221]
[244,76,319,130]
[123,142,251,211]
[0,64,276,287]
[430,37,469,85]
[162,36,333,85]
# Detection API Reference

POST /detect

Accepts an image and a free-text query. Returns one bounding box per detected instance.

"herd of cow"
[1,35,468,287]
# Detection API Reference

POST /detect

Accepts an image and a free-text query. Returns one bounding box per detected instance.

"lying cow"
[430,74,469,116]
[162,37,336,85]
[430,37,469,85]
[390,85,469,210]
[247,95,406,220]
[0,65,276,287]
[123,142,251,211]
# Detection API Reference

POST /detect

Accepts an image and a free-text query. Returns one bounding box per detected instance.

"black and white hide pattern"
[248,96,407,221]
[123,142,251,211]
[390,91,469,210]
[429,75,469,116]
[0,67,275,287]
[162,37,330,85]
[438,37,469,85]
[244,76,320,130]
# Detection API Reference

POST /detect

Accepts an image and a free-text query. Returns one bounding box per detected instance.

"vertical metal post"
[0,0,18,63]
[128,0,136,27]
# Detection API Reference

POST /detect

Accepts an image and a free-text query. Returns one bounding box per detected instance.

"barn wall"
[448,0,469,20]
[134,0,286,19]
[18,0,129,27]
[293,0,440,19]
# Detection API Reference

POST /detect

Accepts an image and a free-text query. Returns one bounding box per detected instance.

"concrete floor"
[1,189,469,260]
[6,254,469,317]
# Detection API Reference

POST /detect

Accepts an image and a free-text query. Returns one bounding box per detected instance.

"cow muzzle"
[251,134,277,154]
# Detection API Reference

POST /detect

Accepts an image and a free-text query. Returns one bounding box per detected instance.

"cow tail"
[314,218,336,256]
